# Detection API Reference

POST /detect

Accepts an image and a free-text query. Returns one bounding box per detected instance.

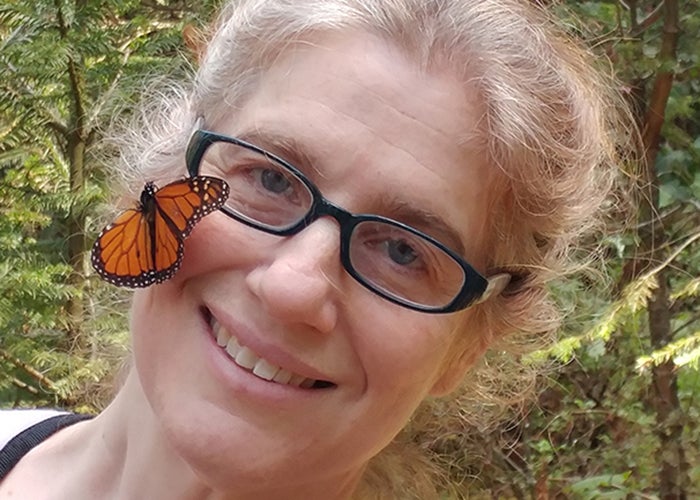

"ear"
[428,335,490,397]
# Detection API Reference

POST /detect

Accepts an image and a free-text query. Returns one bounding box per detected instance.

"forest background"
[0,0,698,498]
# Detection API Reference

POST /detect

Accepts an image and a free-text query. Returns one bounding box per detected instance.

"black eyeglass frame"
[186,128,491,313]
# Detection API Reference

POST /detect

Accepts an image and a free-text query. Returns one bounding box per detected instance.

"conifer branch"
[47,120,68,137]
[0,348,78,406]
[0,348,59,392]
[640,230,700,283]
[11,377,40,395]
[631,3,665,37]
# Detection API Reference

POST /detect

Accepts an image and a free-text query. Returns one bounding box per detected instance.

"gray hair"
[110,1,633,496]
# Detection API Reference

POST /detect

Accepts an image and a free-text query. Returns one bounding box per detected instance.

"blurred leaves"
[1,0,699,499]
[491,1,700,498]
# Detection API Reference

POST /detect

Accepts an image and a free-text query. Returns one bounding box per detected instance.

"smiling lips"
[209,315,335,389]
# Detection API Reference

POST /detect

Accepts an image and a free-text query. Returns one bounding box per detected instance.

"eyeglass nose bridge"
[294,197,390,303]
[187,128,505,313]
[269,194,371,297]
[293,196,359,256]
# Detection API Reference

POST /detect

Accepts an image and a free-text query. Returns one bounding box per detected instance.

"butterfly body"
[91,176,229,288]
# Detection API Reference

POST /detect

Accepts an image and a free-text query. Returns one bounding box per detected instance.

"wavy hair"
[109,0,635,496]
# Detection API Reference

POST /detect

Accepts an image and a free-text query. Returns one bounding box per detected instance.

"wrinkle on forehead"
[293,33,484,143]
[242,39,485,180]
[216,31,496,264]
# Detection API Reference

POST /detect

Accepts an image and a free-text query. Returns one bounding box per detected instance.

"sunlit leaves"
[505,1,700,498]
[0,0,221,410]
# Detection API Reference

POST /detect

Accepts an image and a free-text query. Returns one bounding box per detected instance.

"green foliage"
[2,1,699,499]
[472,1,700,498]
[0,0,221,409]
[566,472,633,499]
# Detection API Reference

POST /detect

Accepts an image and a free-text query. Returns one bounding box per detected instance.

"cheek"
[174,213,276,281]
[358,313,458,396]
[344,319,457,448]
[130,289,157,346]
[128,286,196,389]
[129,290,161,398]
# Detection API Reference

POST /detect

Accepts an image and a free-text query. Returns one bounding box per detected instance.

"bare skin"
[0,32,497,500]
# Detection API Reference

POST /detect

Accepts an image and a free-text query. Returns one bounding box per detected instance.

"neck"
[6,370,363,500]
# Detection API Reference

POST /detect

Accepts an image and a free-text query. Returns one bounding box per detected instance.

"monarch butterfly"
[91,176,229,288]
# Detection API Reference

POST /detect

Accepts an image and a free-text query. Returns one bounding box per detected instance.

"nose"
[245,219,341,333]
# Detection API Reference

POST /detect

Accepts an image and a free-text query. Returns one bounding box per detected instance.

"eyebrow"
[234,128,467,256]
[379,198,466,256]
[236,129,321,179]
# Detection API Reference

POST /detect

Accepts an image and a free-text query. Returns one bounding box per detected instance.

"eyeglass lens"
[198,140,467,309]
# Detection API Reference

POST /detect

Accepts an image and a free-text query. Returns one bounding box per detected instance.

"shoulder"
[0,409,68,450]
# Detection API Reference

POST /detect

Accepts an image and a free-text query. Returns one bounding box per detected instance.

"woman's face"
[130,33,497,495]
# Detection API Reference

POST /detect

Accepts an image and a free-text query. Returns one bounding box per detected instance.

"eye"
[386,239,419,266]
[259,168,292,194]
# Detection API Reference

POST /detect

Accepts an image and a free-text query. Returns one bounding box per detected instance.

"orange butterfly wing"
[91,176,229,288]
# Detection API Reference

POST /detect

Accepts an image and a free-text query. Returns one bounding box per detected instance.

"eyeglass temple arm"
[473,273,511,305]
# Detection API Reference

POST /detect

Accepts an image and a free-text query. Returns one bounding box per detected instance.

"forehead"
[229,33,485,152]
[215,32,496,265]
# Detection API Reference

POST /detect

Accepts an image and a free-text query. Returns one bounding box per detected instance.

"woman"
[0,0,631,498]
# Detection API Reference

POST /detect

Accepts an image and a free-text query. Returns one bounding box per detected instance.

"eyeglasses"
[186,129,507,313]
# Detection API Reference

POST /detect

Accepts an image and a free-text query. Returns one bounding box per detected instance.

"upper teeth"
[212,317,317,388]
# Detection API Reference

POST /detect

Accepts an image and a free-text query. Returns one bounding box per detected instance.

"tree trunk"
[648,274,688,500]
[58,1,89,348]
[637,1,687,498]
[66,129,87,347]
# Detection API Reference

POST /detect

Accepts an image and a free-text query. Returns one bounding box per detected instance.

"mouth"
[203,308,335,390]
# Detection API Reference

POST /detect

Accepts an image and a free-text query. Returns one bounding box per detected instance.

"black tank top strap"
[0,413,93,481]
